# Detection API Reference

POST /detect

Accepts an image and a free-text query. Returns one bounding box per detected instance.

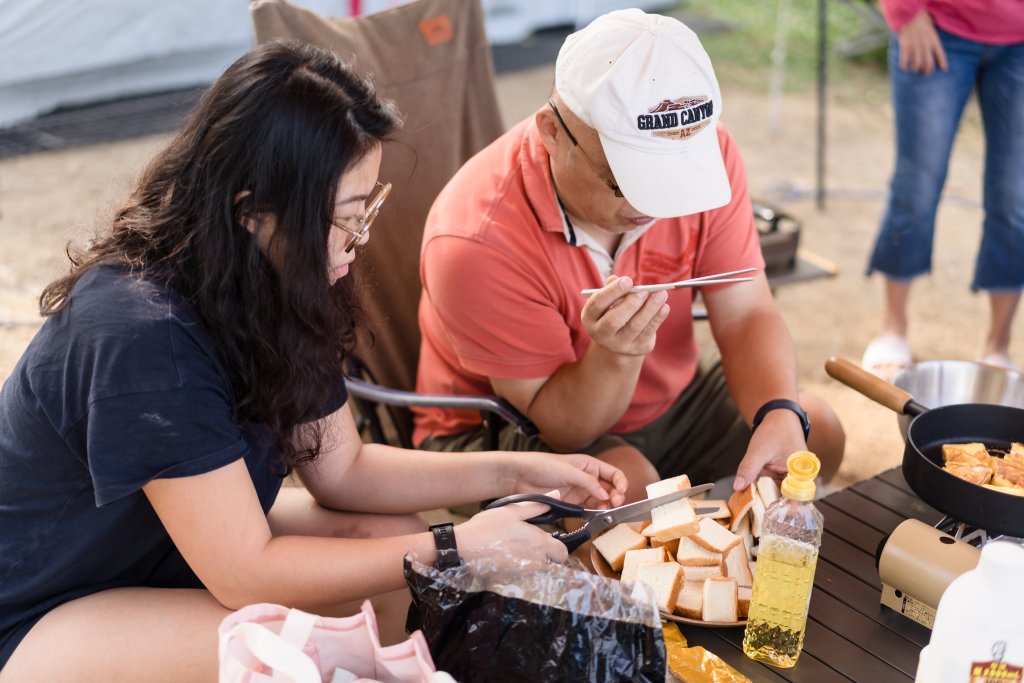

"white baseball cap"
[555,9,731,218]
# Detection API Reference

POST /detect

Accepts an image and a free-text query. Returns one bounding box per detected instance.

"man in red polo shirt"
[414,9,845,501]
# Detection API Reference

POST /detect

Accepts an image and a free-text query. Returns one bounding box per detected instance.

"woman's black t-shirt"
[0,265,347,666]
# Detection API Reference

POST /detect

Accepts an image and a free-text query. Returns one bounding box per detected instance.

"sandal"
[861,334,912,382]
[976,352,1021,374]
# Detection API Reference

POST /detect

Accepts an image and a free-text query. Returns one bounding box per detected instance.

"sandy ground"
[0,61,1002,491]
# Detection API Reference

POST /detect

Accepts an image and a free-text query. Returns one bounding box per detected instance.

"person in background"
[413,9,845,503]
[862,0,1024,379]
[0,41,626,682]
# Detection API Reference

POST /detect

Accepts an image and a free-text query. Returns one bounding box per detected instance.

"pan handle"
[825,356,927,416]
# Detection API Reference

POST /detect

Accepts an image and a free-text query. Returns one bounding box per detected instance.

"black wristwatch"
[429,522,462,570]
[752,398,811,441]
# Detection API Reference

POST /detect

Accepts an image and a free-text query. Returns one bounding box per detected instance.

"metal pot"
[826,357,1024,538]
[891,360,1024,441]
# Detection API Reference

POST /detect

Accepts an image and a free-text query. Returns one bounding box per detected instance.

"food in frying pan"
[593,474,780,624]
[941,441,1024,493]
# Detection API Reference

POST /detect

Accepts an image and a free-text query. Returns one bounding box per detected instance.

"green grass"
[675,0,890,97]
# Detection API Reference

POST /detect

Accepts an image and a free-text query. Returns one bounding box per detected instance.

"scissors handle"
[484,493,585,525]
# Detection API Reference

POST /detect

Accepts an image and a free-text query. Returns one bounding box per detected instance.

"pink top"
[881,0,1024,44]
[413,113,763,444]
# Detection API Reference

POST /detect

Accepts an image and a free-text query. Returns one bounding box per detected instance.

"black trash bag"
[404,555,665,683]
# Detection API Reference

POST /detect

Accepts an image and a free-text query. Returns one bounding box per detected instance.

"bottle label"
[969,643,1022,682]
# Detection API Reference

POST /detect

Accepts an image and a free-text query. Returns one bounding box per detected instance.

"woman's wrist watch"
[751,398,811,441]
[429,522,462,570]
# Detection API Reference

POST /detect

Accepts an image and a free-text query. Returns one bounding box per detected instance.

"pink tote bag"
[218,600,456,683]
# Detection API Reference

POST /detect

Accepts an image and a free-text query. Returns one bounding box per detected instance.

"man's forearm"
[524,344,644,451]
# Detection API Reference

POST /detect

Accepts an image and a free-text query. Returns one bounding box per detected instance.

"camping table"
[676,466,945,682]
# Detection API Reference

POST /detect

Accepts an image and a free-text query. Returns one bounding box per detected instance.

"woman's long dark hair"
[40,40,401,465]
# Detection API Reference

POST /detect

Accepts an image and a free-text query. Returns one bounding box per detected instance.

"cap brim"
[601,129,732,218]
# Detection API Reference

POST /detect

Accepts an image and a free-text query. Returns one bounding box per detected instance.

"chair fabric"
[251,0,504,397]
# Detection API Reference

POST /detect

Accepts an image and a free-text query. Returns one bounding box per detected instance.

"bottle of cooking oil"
[742,451,824,668]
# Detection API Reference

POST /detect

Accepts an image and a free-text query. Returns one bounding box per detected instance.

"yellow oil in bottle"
[741,534,818,667]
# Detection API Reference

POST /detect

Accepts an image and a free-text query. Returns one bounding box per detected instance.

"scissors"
[484,483,716,552]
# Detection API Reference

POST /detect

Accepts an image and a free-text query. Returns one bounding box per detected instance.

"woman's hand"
[457,496,569,564]
[898,11,948,75]
[510,453,628,509]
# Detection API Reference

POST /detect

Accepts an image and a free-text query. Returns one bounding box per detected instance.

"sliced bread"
[675,535,722,567]
[621,546,667,583]
[593,523,648,572]
[674,580,704,619]
[645,474,692,499]
[702,576,739,622]
[681,563,723,581]
[755,476,780,510]
[643,498,699,541]
[634,562,682,614]
[692,516,742,553]
[722,542,754,588]
[727,486,754,532]
[737,585,752,619]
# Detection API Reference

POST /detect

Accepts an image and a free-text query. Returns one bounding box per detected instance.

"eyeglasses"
[547,100,624,198]
[332,180,392,253]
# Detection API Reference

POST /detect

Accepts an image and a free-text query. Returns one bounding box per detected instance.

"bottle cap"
[780,451,820,501]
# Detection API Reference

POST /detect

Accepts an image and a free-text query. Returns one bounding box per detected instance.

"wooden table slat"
[807,589,922,677]
[819,529,882,591]
[817,500,887,555]
[878,466,915,494]
[800,619,912,681]
[851,476,945,523]
[813,558,932,648]
[821,488,910,535]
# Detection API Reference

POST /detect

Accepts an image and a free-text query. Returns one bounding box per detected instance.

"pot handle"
[825,356,923,416]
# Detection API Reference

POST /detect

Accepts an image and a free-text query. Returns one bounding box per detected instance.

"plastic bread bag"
[404,553,666,683]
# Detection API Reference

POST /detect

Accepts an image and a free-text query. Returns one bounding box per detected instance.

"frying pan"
[826,357,1024,538]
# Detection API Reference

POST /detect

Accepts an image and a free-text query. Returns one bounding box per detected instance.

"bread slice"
[941,442,989,464]
[727,486,754,532]
[692,517,742,554]
[650,536,680,559]
[750,486,767,538]
[593,524,648,572]
[695,499,730,520]
[646,474,692,498]
[624,520,651,534]
[991,458,1024,488]
[674,580,704,619]
[755,476,780,510]
[675,535,722,567]
[734,513,754,560]
[722,542,754,588]
[737,585,752,619]
[681,564,723,582]
[634,562,682,614]
[1006,451,1024,469]
[621,546,667,583]
[702,576,739,622]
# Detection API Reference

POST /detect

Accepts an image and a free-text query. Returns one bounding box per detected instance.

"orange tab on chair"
[419,14,453,46]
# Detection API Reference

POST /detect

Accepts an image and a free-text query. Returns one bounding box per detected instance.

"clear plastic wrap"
[404,554,665,683]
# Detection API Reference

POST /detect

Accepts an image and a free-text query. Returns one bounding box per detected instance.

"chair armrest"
[343,376,539,438]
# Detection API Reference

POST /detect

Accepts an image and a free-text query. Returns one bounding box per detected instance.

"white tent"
[0,0,673,128]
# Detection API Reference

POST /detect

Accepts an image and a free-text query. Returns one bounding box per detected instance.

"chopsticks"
[580,267,758,297]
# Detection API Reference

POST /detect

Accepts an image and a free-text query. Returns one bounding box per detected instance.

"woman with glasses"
[0,41,626,681]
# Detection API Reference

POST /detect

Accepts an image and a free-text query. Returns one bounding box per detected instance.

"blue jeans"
[867,29,1024,291]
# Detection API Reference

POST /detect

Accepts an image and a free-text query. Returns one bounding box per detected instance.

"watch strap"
[429,522,462,570]
[752,398,811,441]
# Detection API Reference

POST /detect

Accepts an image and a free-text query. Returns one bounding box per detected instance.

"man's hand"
[733,408,807,491]
[581,276,670,357]
[898,11,948,75]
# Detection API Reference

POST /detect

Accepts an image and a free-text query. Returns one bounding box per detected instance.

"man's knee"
[594,444,660,502]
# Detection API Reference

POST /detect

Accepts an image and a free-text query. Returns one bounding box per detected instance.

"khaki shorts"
[418,351,751,484]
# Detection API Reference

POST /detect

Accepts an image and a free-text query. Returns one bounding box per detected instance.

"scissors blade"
[595,483,715,529]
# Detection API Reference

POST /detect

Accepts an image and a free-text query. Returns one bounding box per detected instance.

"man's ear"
[536,107,561,155]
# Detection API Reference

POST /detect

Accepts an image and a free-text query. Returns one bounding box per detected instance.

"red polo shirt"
[412,113,764,445]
